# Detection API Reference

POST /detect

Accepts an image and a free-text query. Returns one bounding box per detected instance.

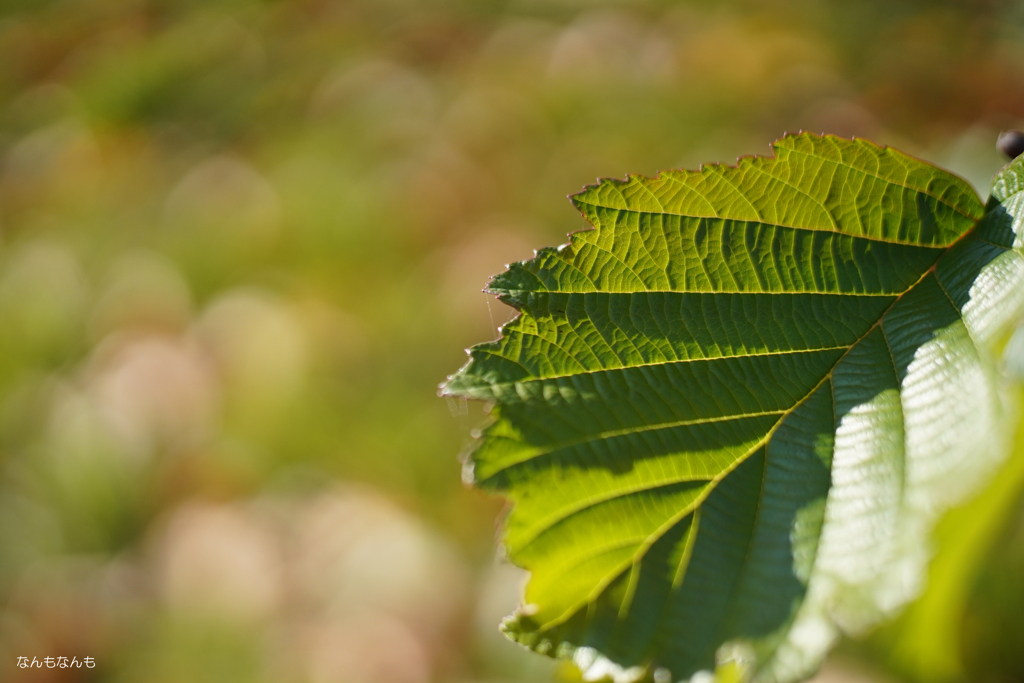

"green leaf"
[442,134,1024,683]
[858,384,1024,683]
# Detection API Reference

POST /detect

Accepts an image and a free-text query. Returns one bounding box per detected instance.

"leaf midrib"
[570,202,965,248]
[475,344,853,392]
[479,409,787,484]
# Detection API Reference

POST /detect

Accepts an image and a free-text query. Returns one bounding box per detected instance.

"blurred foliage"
[0,0,1023,682]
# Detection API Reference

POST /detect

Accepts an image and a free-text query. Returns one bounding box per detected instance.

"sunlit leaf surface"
[443,134,1024,683]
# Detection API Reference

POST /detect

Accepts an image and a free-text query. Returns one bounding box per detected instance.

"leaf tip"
[518,602,540,617]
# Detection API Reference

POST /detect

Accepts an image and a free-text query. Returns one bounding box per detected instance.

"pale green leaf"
[442,134,1024,683]
[859,384,1024,683]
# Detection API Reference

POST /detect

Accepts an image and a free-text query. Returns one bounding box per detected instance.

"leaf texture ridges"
[442,134,1024,683]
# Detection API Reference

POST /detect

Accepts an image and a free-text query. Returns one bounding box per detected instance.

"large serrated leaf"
[442,133,1024,683]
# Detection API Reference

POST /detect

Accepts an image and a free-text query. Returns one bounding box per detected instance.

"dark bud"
[997,130,1024,160]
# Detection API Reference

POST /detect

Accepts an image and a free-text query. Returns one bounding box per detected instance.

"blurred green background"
[2,1,1024,682]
